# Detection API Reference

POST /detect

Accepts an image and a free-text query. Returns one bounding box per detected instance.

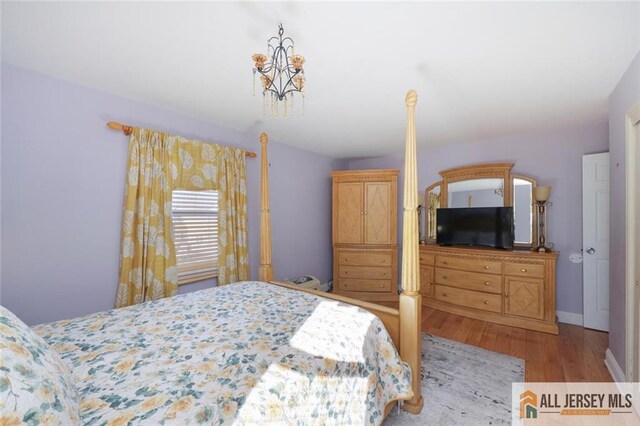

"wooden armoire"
[331,169,399,301]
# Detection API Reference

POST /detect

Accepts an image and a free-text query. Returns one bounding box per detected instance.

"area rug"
[384,334,524,425]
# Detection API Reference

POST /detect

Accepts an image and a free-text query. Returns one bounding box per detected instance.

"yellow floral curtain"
[115,128,249,308]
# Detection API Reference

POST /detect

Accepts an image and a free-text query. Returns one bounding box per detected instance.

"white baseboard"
[556,311,583,326]
[605,348,626,383]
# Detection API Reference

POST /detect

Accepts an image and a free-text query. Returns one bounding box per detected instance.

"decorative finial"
[260,132,268,145]
[405,90,418,107]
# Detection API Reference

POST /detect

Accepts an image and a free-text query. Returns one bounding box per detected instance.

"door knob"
[586,247,596,255]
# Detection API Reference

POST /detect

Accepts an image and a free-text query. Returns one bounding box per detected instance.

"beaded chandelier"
[252,24,305,118]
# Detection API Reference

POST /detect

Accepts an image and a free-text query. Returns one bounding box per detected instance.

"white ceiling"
[3,2,639,158]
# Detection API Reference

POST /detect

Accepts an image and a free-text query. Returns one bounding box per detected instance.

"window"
[171,190,219,284]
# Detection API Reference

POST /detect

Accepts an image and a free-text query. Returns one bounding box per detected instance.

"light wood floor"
[420,307,612,382]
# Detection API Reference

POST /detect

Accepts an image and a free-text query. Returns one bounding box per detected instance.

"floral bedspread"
[34,282,413,425]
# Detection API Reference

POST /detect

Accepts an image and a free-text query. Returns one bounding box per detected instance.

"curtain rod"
[106,121,257,158]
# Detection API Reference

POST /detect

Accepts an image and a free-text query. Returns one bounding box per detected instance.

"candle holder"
[533,186,554,252]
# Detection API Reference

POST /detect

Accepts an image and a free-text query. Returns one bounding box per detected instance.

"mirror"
[422,163,538,248]
[424,182,441,242]
[447,178,505,208]
[513,176,536,245]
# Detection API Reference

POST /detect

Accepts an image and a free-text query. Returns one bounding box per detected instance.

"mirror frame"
[423,163,539,249]
[440,163,514,207]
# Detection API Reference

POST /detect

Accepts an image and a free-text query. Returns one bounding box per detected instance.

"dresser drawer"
[420,253,435,266]
[337,278,392,293]
[505,262,544,279]
[436,256,502,274]
[339,266,392,280]
[435,268,503,294]
[337,251,392,266]
[435,285,502,313]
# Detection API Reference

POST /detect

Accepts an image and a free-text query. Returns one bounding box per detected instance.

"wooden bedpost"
[399,90,424,414]
[259,132,274,282]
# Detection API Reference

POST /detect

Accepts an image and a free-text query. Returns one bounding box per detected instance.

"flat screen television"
[436,207,514,249]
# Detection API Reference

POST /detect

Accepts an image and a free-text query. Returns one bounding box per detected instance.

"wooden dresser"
[420,245,559,334]
[332,169,399,302]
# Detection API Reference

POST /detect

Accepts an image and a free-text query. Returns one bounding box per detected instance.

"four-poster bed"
[2,91,423,425]
[261,90,424,415]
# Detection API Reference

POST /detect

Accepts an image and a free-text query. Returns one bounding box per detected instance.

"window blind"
[171,190,218,284]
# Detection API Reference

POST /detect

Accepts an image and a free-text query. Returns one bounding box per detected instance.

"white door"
[625,101,640,383]
[582,152,610,331]
[633,118,640,381]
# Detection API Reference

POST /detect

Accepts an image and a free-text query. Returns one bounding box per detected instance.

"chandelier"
[252,24,305,118]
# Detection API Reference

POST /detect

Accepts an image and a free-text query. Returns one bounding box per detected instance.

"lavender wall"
[607,52,640,372]
[1,63,341,325]
[348,121,609,316]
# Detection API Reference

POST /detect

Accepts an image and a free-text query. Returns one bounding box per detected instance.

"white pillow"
[0,305,81,425]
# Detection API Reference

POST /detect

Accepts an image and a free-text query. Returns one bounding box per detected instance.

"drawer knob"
[505,293,509,298]
[443,261,449,265]
[484,300,490,305]
[345,271,349,275]
[484,265,490,270]
[381,272,386,276]
[484,281,491,286]
[521,268,527,272]
[380,284,384,288]
[345,258,349,262]
[442,293,448,297]
[381,259,386,263]
[344,283,349,287]
[442,275,448,279]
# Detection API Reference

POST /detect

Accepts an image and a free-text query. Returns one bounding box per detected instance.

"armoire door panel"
[365,182,392,244]
[336,182,364,244]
